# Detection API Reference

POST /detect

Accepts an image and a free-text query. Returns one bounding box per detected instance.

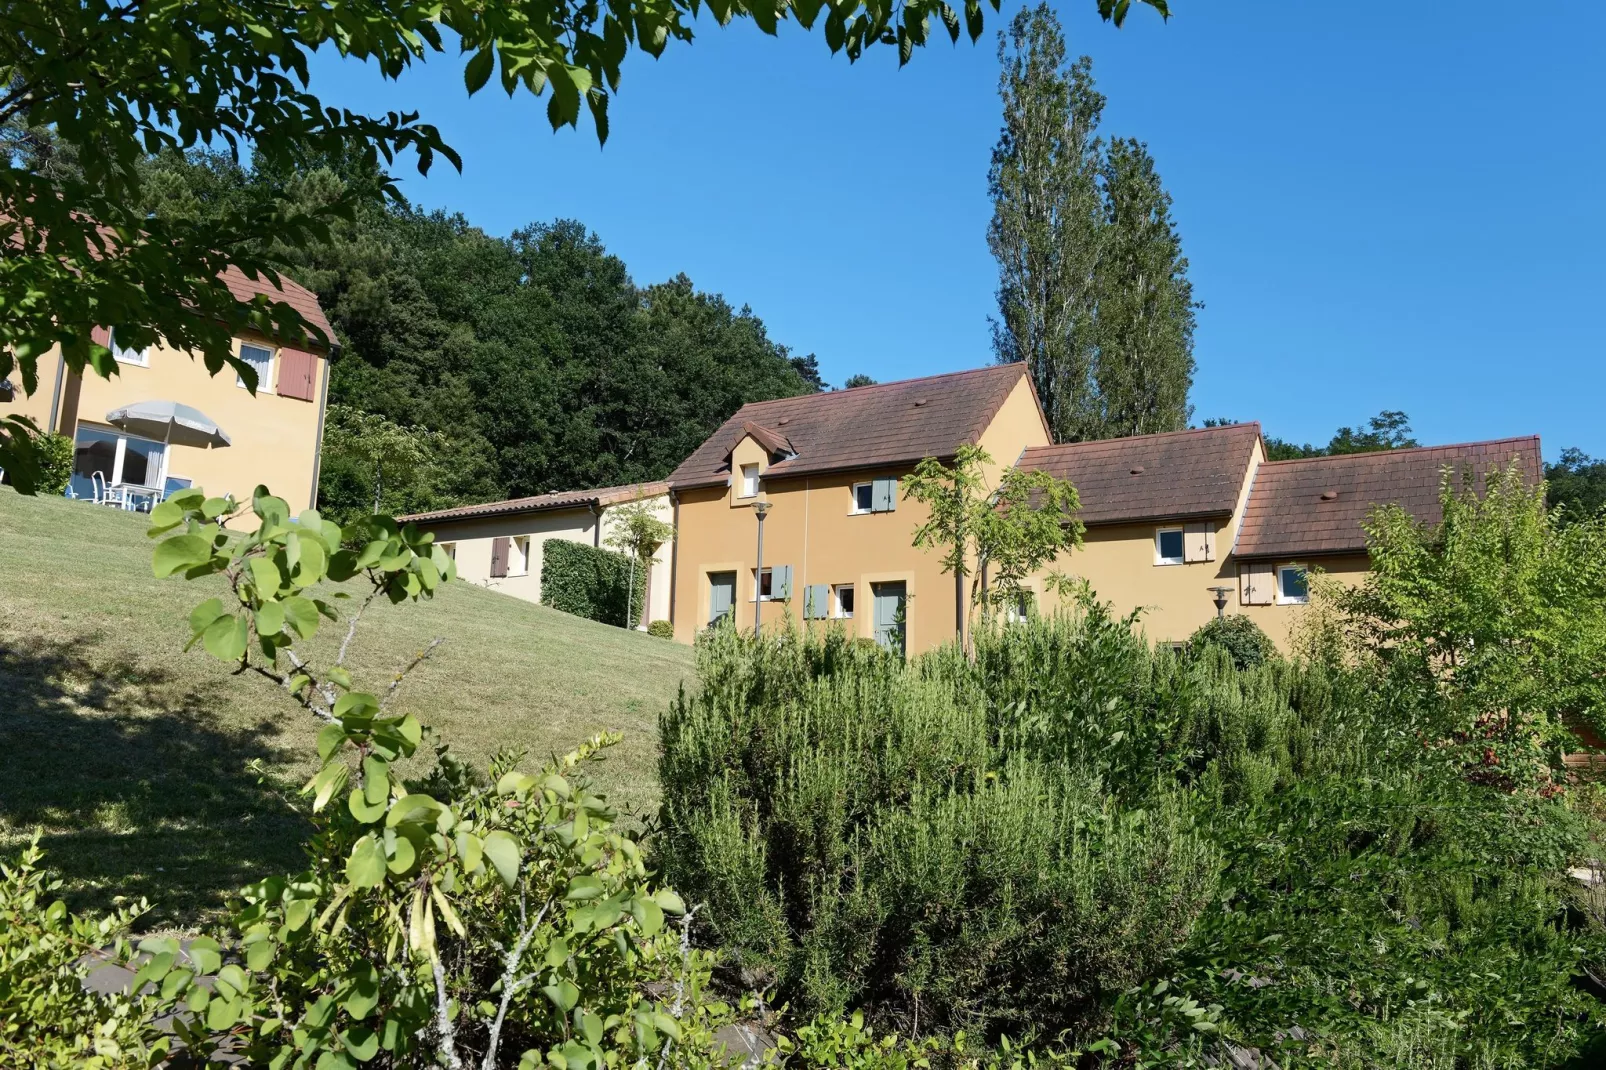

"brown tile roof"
[401,481,669,525]
[740,420,794,457]
[1233,436,1542,559]
[1017,423,1263,526]
[222,265,336,349]
[667,363,1036,490]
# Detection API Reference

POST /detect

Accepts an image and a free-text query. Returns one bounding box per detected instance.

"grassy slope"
[0,488,693,924]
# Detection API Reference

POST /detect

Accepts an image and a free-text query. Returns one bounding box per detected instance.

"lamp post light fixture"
[1208,586,1232,620]
[752,499,771,633]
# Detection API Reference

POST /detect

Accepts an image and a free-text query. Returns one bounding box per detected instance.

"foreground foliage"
[660,604,1606,1064]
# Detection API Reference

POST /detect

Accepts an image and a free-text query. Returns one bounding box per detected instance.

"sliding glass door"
[68,426,166,499]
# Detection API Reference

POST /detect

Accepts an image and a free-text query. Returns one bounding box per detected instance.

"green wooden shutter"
[804,583,830,619]
[773,564,793,600]
[872,477,898,512]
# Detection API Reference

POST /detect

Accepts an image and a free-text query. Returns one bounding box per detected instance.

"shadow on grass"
[0,634,313,927]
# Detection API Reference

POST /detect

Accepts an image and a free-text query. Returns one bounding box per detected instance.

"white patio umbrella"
[105,400,230,494]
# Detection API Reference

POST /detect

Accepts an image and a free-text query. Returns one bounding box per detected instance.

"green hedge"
[540,539,646,628]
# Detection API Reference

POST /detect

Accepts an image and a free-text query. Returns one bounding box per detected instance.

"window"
[1155,527,1185,565]
[438,542,457,561]
[851,483,874,514]
[756,567,773,601]
[68,426,167,499]
[108,328,148,367]
[834,584,855,619]
[1276,564,1309,605]
[739,463,760,498]
[508,536,530,576]
[1003,590,1035,624]
[752,565,792,602]
[237,342,276,392]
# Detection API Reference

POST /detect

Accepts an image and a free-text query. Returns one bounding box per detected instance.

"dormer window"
[739,463,760,499]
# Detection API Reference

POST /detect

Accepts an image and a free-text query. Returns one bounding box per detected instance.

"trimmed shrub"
[647,619,674,639]
[1186,613,1275,670]
[36,433,74,496]
[540,539,646,627]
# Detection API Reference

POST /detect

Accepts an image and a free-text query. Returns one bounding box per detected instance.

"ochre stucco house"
[402,483,674,626]
[1019,429,1542,648]
[3,266,336,509]
[665,361,1542,654]
[665,364,1050,652]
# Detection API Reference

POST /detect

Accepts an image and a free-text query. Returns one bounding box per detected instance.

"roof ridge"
[733,363,1020,414]
[1022,421,1263,454]
[1257,434,1541,468]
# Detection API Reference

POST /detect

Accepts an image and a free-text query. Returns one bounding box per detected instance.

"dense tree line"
[139,152,822,520]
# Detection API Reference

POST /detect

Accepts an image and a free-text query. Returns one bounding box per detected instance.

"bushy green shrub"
[0,835,170,1068]
[660,598,1606,1063]
[35,432,74,496]
[541,539,647,628]
[648,619,675,639]
[1185,614,1275,670]
[659,619,1220,1041]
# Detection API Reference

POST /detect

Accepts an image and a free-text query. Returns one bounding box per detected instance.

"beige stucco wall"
[670,376,1053,653]
[5,334,327,509]
[414,494,672,624]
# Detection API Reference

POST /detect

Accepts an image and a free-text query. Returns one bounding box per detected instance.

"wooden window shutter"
[1239,561,1273,605]
[277,347,318,402]
[872,477,898,512]
[804,583,830,619]
[91,327,111,347]
[773,564,793,600]
[490,537,509,578]
[1184,522,1214,563]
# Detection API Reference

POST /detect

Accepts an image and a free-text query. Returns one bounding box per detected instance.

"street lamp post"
[752,500,771,633]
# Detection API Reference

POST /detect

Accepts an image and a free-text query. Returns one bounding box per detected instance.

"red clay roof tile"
[402,481,669,524]
[1233,436,1542,559]
[667,364,1031,489]
[1018,423,1263,526]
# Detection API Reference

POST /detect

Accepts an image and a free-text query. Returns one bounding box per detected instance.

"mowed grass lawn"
[0,488,694,925]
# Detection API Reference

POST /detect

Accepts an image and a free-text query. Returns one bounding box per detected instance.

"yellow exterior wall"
[413,495,672,624]
[670,375,1052,653]
[3,334,328,509]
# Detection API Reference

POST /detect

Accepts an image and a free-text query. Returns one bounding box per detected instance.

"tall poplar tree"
[988,3,1195,443]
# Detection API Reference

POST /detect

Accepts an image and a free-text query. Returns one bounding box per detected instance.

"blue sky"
[306,1,1605,458]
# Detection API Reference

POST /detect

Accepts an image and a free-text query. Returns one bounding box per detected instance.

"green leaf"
[346,834,387,889]
[328,666,354,691]
[291,530,327,586]
[153,534,211,577]
[348,788,386,824]
[282,595,321,639]
[363,755,390,806]
[565,875,604,901]
[631,896,664,937]
[188,936,222,976]
[256,600,285,640]
[542,979,579,1013]
[335,691,380,722]
[206,994,240,1031]
[188,597,227,634]
[343,962,380,1019]
[202,613,248,662]
[317,723,347,761]
[652,889,687,915]
[201,496,232,519]
[343,1022,380,1062]
[146,498,185,534]
[244,937,275,971]
[285,898,313,932]
[249,556,283,596]
[464,46,494,93]
[481,830,522,888]
[386,793,445,827]
[309,762,349,812]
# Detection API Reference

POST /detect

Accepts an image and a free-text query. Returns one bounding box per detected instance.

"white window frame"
[1276,563,1309,605]
[738,463,760,499]
[1154,526,1186,566]
[70,426,169,495]
[1003,589,1035,625]
[833,583,855,619]
[108,328,149,367]
[237,342,277,393]
[755,566,774,602]
[508,536,531,576]
[850,482,874,515]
